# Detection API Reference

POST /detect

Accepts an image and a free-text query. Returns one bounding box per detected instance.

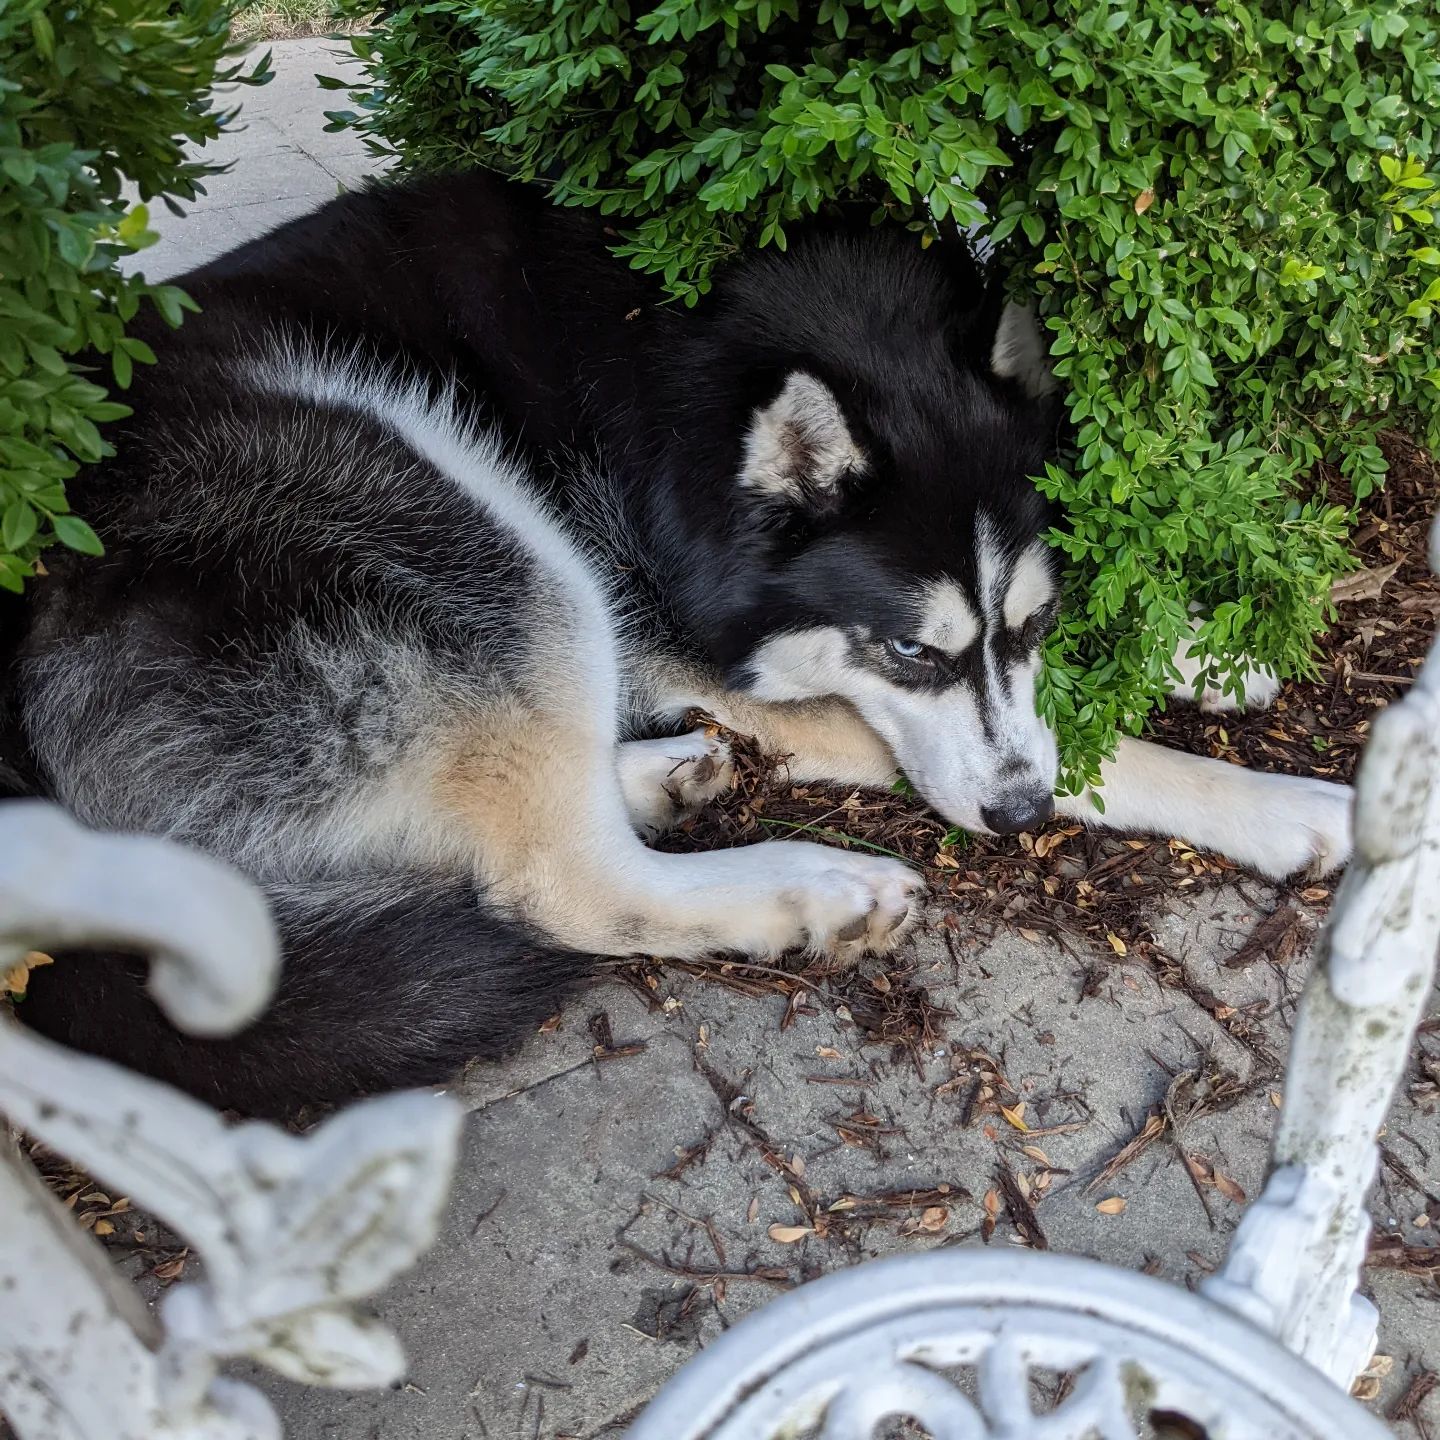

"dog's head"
[690,232,1064,835]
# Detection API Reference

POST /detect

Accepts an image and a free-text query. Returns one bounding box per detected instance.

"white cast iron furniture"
[0,803,464,1440]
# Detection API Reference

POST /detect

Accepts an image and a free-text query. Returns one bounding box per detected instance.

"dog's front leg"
[680,694,904,789]
[685,690,1352,881]
[1054,737,1353,880]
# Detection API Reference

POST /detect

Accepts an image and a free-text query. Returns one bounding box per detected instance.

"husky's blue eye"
[886,638,927,660]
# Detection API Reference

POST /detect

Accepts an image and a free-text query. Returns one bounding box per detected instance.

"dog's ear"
[738,371,865,509]
[988,303,1058,401]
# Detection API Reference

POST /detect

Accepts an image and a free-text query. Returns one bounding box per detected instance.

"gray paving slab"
[122,39,381,283]
[106,41,1440,1436]
[244,884,1439,1437]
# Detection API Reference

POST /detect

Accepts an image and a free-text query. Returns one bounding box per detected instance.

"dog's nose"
[980,791,1054,835]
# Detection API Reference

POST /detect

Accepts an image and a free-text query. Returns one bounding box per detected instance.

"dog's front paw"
[1230,773,1353,879]
[769,847,925,962]
[620,730,735,835]
[660,732,735,816]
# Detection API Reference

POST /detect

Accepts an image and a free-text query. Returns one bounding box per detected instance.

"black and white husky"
[2,174,1351,1114]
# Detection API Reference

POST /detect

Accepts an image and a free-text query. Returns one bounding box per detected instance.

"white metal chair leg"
[1204,513,1440,1385]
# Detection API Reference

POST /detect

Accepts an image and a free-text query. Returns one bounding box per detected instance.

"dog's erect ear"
[739,372,865,507]
[989,303,1058,400]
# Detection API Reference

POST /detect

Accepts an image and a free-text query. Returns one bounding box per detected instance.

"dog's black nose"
[980,792,1054,835]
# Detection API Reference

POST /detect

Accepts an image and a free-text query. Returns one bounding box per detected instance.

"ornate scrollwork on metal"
[1,802,463,1440]
[626,1250,1391,1439]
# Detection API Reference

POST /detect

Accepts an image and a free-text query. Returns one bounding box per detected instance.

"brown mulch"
[20,1138,192,1285]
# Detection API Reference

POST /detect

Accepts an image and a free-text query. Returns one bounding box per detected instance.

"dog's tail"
[17,872,590,1119]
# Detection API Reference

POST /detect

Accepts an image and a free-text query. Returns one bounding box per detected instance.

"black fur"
[20,878,577,1119]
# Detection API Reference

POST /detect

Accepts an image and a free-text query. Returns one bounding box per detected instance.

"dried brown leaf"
[1212,1171,1247,1205]
[1331,560,1402,605]
[767,1224,812,1244]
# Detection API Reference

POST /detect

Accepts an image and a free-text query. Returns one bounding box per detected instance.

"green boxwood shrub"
[334,1,1438,784]
[0,0,268,592]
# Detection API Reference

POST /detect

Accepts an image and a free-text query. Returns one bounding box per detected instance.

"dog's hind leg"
[616,730,735,835]
[1054,736,1351,879]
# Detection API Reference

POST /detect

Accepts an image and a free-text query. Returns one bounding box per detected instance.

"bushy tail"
[18,872,590,1119]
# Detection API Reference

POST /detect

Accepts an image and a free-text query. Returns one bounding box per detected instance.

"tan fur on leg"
[426,702,922,961]
[699,693,901,788]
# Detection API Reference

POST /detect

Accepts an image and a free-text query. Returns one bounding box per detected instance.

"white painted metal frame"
[631,513,1440,1439]
[627,1250,1393,1439]
[1203,510,1440,1379]
[0,802,464,1440]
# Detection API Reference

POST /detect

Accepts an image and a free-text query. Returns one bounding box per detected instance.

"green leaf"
[52,515,104,556]
[30,10,55,59]
[116,205,152,244]
[3,153,37,186]
[2,501,38,552]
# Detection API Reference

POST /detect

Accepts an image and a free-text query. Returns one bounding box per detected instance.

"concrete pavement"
[122,38,379,281]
